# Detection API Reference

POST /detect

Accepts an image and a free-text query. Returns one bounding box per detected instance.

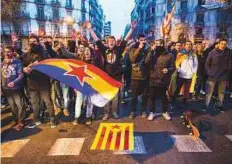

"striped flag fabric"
[32,59,122,107]
[91,123,134,151]
[160,0,176,38]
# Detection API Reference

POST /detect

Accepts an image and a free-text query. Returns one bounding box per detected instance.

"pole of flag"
[160,0,176,43]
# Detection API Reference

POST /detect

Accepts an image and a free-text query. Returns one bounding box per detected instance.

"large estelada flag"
[160,0,176,38]
[32,59,122,107]
[91,123,134,151]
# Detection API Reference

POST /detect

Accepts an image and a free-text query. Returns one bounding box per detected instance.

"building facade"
[1,0,105,46]
[104,21,111,37]
[130,0,232,47]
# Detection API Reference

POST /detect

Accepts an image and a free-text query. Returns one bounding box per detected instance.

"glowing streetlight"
[64,16,74,25]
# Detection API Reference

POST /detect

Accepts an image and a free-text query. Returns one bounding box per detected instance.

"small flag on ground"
[91,123,134,151]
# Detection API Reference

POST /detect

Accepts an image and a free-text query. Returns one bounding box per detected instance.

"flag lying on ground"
[31,59,122,107]
[160,0,176,38]
[91,123,134,151]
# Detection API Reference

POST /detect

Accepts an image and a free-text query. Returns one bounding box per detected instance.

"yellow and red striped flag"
[91,123,134,151]
[160,0,176,38]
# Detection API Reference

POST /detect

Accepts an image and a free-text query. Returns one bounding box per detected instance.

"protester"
[128,34,149,119]
[87,21,136,120]
[171,41,198,108]
[145,40,175,121]
[194,43,207,99]
[204,38,232,112]
[23,34,56,128]
[1,46,25,130]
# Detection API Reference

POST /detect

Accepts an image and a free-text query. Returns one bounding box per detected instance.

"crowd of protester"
[1,22,232,131]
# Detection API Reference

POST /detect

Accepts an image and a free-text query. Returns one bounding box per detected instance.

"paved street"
[1,98,232,164]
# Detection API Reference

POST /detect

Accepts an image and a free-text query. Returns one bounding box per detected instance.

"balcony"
[81,7,87,13]
[51,0,61,7]
[35,0,45,5]
[89,9,94,15]
[65,3,74,10]
[36,14,46,21]
[179,8,188,14]
[195,6,206,14]
[14,11,30,19]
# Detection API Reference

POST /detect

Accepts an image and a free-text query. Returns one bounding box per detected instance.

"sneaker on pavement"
[50,120,57,128]
[26,121,40,129]
[141,112,147,118]
[112,112,119,119]
[63,109,70,116]
[102,114,109,121]
[163,112,171,120]
[147,112,155,121]
[72,118,79,125]
[85,117,92,125]
[202,105,208,113]
[35,121,42,126]
[129,112,136,119]
[54,108,62,116]
[200,90,206,95]
[121,100,126,104]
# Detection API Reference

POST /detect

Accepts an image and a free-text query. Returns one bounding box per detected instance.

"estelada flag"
[31,59,122,107]
[91,123,134,151]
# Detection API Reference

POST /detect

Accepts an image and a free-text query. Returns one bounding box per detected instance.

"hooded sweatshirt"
[177,49,198,79]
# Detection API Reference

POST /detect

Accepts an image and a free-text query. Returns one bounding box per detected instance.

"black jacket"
[205,48,232,81]
[145,48,175,87]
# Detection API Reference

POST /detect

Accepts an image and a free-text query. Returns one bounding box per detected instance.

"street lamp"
[64,16,74,26]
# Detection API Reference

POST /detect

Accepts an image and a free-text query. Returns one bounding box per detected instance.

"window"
[67,11,72,16]
[181,1,188,9]
[198,0,205,5]
[37,6,44,18]
[196,14,204,22]
[151,7,155,14]
[66,0,72,6]
[53,8,59,20]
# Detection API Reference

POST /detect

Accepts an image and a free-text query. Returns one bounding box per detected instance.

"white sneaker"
[200,90,206,95]
[163,112,171,120]
[148,112,155,121]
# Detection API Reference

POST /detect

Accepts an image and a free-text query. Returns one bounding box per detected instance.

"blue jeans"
[75,90,83,118]
[61,83,69,109]
[85,96,93,118]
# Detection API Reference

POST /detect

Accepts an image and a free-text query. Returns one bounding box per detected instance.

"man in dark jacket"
[87,21,136,120]
[128,34,149,119]
[23,35,56,128]
[145,42,175,121]
[1,46,25,130]
[204,38,232,111]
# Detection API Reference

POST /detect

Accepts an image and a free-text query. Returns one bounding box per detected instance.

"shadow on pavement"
[1,127,42,143]
[129,131,175,163]
[1,115,15,128]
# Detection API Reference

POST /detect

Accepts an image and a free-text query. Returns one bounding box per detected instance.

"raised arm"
[86,21,99,42]
[124,21,137,42]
